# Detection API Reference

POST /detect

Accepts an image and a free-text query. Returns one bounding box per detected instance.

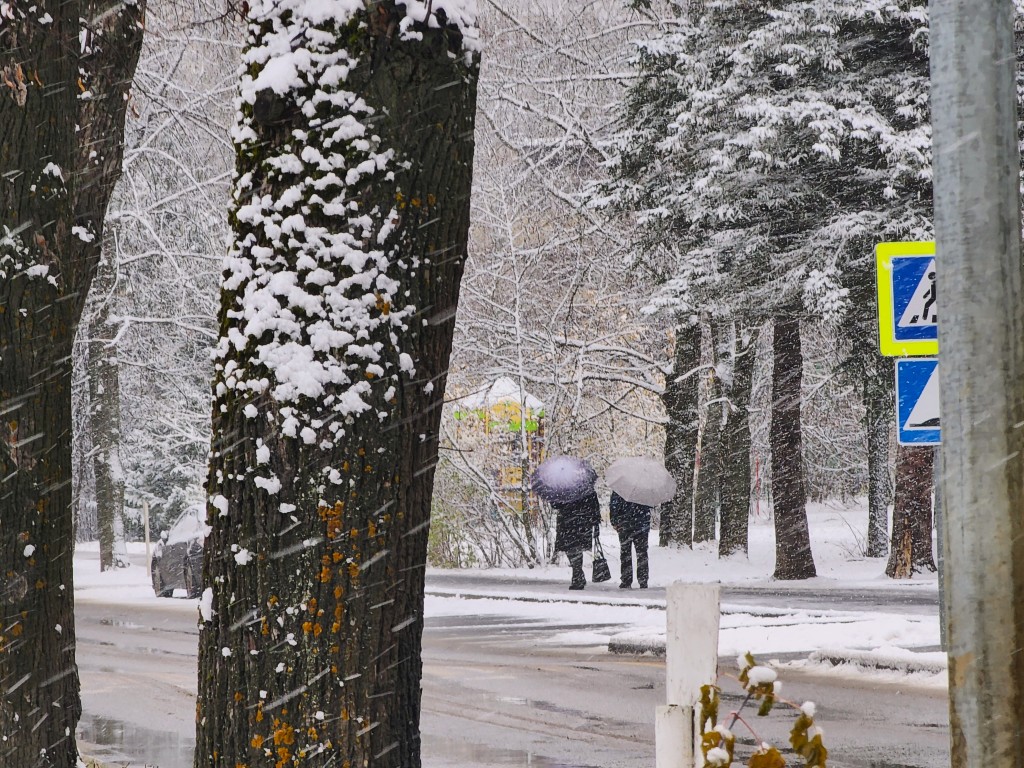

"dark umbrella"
[531,456,598,504]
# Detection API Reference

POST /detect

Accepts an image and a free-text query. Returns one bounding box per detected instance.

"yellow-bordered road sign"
[876,241,937,356]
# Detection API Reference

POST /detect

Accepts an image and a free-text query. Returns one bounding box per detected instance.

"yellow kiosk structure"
[452,377,546,518]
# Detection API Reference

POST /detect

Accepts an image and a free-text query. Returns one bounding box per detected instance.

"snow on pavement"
[72,499,945,685]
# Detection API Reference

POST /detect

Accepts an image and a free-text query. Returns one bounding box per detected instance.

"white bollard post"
[657,582,721,768]
[656,704,691,768]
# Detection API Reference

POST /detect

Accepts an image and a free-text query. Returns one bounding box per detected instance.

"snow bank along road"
[73,566,950,767]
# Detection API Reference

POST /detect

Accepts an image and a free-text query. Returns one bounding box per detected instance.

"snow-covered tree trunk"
[886,445,935,578]
[660,321,700,547]
[719,327,758,558]
[89,254,128,571]
[864,364,892,558]
[770,316,816,580]
[0,0,145,763]
[194,2,479,766]
[694,336,723,543]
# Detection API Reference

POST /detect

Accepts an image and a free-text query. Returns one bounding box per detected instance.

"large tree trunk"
[194,6,478,767]
[660,321,700,547]
[89,255,128,571]
[0,1,144,763]
[719,327,758,558]
[886,445,936,578]
[771,317,816,580]
[864,360,893,557]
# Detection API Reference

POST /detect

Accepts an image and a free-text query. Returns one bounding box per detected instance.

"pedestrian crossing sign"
[876,241,937,357]
[896,358,940,445]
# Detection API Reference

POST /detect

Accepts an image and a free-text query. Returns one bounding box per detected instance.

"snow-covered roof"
[459,377,544,412]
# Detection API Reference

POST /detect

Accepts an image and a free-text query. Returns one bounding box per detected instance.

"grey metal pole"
[931,2,1024,767]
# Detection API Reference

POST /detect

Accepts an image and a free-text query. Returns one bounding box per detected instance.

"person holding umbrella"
[532,456,602,590]
[605,457,677,589]
[609,492,651,589]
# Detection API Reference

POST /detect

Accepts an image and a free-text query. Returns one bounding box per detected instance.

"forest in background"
[72,0,937,579]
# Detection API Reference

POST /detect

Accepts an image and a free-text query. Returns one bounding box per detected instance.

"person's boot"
[570,565,586,590]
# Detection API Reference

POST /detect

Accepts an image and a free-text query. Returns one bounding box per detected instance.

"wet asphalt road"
[74,572,948,768]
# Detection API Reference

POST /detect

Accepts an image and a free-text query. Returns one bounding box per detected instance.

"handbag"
[592,532,612,582]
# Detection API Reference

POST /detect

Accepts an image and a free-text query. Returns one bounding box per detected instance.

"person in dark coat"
[609,491,651,589]
[552,491,601,589]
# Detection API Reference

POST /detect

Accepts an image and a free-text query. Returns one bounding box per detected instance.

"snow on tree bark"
[194,2,479,766]
[864,363,893,559]
[770,316,816,580]
[0,0,145,764]
[694,362,722,544]
[886,445,935,579]
[89,252,128,571]
[719,327,758,558]
[660,321,699,547]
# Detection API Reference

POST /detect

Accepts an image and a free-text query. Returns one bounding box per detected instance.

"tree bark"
[89,253,128,571]
[770,316,816,580]
[194,7,478,767]
[660,321,700,547]
[0,2,145,763]
[719,327,758,558]
[886,445,935,578]
[864,359,893,558]
[694,375,722,544]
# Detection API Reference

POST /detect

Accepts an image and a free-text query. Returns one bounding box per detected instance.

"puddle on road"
[77,715,193,768]
[425,735,597,767]
[99,618,146,630]
[77,715,595,768]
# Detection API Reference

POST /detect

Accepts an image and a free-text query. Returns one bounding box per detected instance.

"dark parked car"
[151,505,207,598]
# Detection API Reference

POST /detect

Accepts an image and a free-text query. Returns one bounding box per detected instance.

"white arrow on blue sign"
[896,358,940,445]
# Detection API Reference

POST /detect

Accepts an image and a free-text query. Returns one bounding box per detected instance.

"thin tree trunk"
[886,445,935,578]
[719,327,759,558]
[694,373,722,543]
[771,316,816,580]
[194,7,479,767]
[660,321,700,547]
[864,360,893,557]
[0,2,144,763]
[89,255,128,571]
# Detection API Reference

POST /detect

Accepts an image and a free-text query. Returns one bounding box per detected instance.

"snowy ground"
[73,498,945,688]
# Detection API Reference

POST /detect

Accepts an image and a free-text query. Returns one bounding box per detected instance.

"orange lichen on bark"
[273,720,295,745]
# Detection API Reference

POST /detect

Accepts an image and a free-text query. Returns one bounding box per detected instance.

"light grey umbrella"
[605,457,676,506]
[531,456,598,504]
